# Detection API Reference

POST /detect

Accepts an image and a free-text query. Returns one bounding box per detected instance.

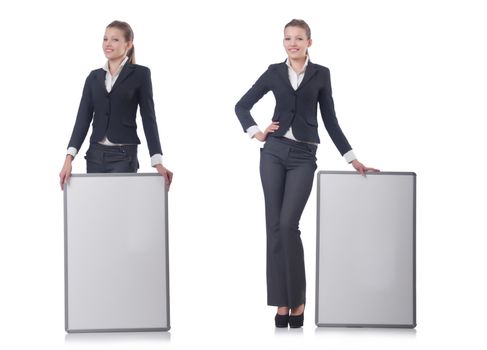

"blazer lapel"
[297,63,318,91]
[276,62,295,92]
[110,64,136,93]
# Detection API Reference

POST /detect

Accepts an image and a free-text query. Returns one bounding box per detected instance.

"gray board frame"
[315,171,416,328]
[64,173,170,332]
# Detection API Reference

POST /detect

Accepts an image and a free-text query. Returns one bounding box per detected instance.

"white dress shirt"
[67,57,163,167]
[246,58,356,163]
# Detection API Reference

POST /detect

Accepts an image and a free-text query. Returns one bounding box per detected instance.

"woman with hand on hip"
[235,19,378,328]
[59,20,172,189]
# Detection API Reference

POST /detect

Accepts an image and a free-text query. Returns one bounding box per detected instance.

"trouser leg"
[279,147,316,307]
[260,148,287,306]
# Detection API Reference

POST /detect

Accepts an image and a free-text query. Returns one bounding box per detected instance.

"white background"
[1,0,486,349]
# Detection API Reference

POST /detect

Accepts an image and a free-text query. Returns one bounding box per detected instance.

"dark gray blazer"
[235,61,352,156]
[68,63,162,156]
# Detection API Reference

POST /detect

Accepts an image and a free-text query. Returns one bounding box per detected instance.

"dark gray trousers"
[85,143,139,173]
[260,137,317,308]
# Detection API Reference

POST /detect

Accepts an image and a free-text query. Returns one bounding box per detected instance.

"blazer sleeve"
[139,67,163,156]
[235,68,271,132]
[318,68,352,156]
[67,72,94,151]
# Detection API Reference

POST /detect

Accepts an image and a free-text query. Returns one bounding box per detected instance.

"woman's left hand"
[351,159,380,176]
[155,164,173,189]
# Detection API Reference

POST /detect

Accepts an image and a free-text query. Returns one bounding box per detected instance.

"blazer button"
[105,112,109,116]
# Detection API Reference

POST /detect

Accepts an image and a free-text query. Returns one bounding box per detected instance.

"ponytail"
[127,45,136,64]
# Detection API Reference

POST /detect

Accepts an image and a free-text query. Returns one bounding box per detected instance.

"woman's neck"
[288,56,307,74]
[108,56,126,76]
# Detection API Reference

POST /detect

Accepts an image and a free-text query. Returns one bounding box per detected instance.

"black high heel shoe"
[275,313,290,328]
[289,312,304,328]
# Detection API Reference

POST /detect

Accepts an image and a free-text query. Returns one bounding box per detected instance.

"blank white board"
[316,171,416,328]
[64,174,170,332]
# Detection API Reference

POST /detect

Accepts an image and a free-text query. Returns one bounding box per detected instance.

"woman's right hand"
[59,155,74,190]
[255,121,279,142]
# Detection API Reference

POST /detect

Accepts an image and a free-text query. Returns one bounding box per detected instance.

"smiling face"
[102,27,132,61]
[283,25,312,60]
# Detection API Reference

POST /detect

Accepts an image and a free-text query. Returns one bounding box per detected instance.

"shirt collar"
[285,55,310,73]
[103,56,129,75]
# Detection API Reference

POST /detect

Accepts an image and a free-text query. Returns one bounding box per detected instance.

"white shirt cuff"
[343,150,356,163]
[151,153,163,167]
[67,147,78,158]
[246,125,261,138]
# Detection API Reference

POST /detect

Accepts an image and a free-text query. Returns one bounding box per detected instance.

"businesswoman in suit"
[235,19,378,328]
[59,20,172,189]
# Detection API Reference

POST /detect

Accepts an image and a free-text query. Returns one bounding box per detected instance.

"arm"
[67,73,95,152]
[60,73,94,190]
[139,67,163,157]
[235,69,271,133]
[139,67,172,188]
[318,68,353,157]
[319,68,379,175]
